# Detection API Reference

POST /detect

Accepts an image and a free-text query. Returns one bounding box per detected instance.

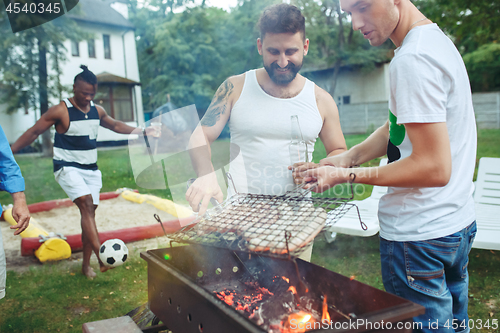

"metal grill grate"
[170,182,366,258]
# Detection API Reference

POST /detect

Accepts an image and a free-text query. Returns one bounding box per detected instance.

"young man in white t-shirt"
[298,0,477,331]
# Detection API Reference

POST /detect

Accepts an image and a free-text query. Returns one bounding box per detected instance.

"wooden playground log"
[25,190,136,214]
[20,217,194,256]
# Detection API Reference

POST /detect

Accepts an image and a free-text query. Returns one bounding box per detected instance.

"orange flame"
[280,311,316,333]
[288,286,297,294]
[321,295,330,323]
[282,276,290,283]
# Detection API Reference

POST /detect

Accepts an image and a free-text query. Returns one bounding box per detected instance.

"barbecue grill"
[140,180,424,332]
[141,245,425,332]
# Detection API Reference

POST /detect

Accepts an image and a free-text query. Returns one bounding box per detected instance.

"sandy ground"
[0,195,181,272]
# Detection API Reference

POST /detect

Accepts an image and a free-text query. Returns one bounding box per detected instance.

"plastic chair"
[472,157,500,251]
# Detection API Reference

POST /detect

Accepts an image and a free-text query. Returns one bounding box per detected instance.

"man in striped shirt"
[11,65,148,278]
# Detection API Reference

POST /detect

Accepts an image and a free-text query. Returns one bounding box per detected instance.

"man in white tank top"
[186,4,347,261]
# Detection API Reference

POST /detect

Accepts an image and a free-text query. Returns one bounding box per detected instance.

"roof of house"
[302,60,391,75]
[97,72,141,85]
[68,0,134,29]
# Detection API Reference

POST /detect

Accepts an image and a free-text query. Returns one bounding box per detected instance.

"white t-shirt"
[378,23,477,241]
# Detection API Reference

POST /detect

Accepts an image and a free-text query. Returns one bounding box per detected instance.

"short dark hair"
[258,4,306,41]
[74,65,97,85]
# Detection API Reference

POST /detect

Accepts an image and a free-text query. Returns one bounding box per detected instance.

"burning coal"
[214,282,275,317]
[212,275,334,333]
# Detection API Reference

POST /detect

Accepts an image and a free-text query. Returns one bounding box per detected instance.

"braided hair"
[74,65,97,85]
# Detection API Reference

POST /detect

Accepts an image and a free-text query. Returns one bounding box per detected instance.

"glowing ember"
[212,277,332,332]
[321,295,330,323]
[213,284,274,317]
[280,311,317,333]
[215,291,234,306]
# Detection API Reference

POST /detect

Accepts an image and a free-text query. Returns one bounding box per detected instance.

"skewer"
[330,304,353,320]
[154,214,168,239]
[231,251,259,282]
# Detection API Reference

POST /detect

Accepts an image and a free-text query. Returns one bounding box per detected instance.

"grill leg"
[127,303,169,332]
[141,323,170,333]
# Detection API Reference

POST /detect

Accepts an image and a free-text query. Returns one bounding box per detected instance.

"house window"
[343,95,351,105]
[96,84,134,121]
[103,34,111,59]
[88,39,96,58]
[71,40,79,57]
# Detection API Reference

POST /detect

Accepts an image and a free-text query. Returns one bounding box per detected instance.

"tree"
[463,43,500,92]
[128,0,199,111]
[130,0,277,115]
[414,0,500,54]
[221,0,280,74]
[414,0,500,92]
[131,6,226,113]
[130,0,392,116]
[0,9,87,155]
[148,7,228,110]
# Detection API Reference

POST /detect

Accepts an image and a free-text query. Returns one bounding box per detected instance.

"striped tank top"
[53,99,100,172]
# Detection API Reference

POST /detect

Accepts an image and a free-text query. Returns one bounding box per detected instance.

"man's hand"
[301,166,350,193]
[10,192,30,235]
[289,162,319,184]
[144,124,162,138]
[320,152,354,168]
[185,173,223,216]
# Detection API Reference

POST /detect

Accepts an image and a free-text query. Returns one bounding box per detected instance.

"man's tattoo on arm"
[201,80,234,127]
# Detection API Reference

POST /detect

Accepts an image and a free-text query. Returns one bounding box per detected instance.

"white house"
[303,62,390,106]
[0,0,144,145]
[303,63,391,134]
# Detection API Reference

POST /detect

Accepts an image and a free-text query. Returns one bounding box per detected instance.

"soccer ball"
[99,239,129,267]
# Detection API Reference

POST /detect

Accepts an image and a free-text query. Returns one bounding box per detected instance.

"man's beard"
[264,61,302,85]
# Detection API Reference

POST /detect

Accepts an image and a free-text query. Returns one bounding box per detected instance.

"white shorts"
[54,167,102,205]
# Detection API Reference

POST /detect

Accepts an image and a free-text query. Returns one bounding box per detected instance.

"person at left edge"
[10,65,155,279]
[1,124,30,299]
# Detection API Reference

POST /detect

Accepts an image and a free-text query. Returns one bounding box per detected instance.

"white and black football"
[99,239,129,267]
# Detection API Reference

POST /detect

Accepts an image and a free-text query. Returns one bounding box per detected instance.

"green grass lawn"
[0,129,499,332]
[1,256,149,332]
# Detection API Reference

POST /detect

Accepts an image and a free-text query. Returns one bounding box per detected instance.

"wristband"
[349,172,356,184]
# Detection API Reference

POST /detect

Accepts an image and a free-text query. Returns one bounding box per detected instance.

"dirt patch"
[1,195,183,273]
[68,306,91,316]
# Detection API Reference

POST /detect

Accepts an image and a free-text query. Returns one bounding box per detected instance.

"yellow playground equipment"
[3,207,71,262]
[3,190,192,262]
[120,190,193,218]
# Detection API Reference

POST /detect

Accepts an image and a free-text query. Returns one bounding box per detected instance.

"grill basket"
[169,181,366,258]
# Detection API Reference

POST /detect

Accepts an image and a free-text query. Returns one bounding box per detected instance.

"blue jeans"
[380,222,477,333]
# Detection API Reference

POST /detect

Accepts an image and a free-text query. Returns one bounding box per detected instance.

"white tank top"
[227,69,323,196]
